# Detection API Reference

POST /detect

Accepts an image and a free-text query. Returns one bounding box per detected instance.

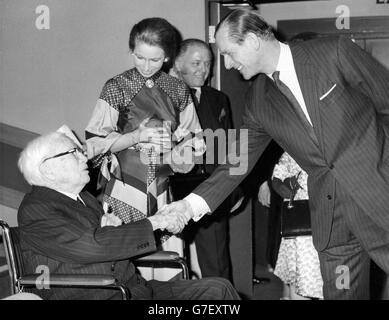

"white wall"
[1,0,387,138]
[0,0,205,139]
[0,205,18,227]
[259,0,389,28]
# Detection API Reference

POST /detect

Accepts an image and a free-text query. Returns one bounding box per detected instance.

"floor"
[252,264,283,300]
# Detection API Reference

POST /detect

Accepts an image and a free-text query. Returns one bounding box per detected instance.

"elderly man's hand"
[163,211,188,234]
[156,200,194,233]
[101,213,122,227]
[101,202,122,227]
[148,209,188,234]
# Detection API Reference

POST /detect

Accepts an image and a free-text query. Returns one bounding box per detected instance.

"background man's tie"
[190,88,200,109]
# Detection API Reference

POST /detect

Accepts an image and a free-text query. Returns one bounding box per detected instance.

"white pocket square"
[319,84,337,101]
[218,108,226,122]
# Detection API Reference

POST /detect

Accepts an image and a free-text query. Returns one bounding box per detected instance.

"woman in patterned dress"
[272,152,323,299]
[85,18,205,280]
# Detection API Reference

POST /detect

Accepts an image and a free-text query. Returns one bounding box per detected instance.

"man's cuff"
[184,193,211,222]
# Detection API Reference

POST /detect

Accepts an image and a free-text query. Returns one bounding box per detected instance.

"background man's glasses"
[42,147,85,163]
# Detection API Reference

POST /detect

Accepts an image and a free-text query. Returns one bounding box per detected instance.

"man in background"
[173,39,234,280]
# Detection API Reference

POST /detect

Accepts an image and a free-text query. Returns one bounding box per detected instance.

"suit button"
[327,195,332,200]
[329,164,334,169]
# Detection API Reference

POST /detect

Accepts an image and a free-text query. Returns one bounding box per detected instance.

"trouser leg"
[149,277,240,300]
[318,237,370,300]
[319,184,389,299]
[193,207,231,280]
[318,185,370,299]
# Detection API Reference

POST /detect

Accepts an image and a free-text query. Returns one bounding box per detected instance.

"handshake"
[147,200,195,234]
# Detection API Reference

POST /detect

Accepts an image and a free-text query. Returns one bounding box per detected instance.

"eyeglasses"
[42,147,85,163]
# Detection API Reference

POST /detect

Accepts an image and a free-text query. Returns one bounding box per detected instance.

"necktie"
[190,88,200,109]
[272,71,319,146]
[77,195,85,206]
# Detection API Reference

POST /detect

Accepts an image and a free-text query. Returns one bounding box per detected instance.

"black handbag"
[280,199,312,238]
[169,165,210,201]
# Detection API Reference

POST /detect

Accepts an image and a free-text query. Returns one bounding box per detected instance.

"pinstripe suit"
[18,186,239,300]
[193,37,389,299]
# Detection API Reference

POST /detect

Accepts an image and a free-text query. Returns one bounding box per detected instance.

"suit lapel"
[31,186,103,224]
[263,76,326,165]
[80,192,98,210]
[80,191,105,219]
[263,79,329,171]
[290,44,324,150]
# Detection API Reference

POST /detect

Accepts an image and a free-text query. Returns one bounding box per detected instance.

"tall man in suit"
[16,131,239,300]
[160,8,389,299]
[173,39,233,280]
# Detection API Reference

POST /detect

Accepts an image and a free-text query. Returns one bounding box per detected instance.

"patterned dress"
[85,68,205,280]
[272,152,323,299]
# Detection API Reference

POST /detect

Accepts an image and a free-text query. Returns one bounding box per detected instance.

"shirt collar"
[266,42,292,80]
[57,190,79,201]
[192,87,201,93]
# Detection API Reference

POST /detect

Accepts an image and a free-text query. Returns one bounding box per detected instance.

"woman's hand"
[137,118,172,153]
[271,177,293,199]
[272,173,302,199]
[258,181,271,207]
[167,145,195,173]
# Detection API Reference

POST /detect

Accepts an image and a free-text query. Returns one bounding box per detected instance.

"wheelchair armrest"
[18,274,42,286]
[135,251,180,262]
[19,273,116,286]
[134,251,189,280]
[18,274,131,299]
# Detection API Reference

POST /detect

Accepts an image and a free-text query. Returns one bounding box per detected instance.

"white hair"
[18,132,69,186]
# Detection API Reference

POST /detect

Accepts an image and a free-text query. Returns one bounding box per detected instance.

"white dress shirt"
[268,42,313,126]
[192,87,202,102]
[58,190,85,206]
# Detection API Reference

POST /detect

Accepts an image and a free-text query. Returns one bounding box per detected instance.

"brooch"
[145,79,154,88]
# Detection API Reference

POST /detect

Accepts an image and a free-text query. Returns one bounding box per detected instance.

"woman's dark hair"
[129,17,179,63]
[216,8,275,43]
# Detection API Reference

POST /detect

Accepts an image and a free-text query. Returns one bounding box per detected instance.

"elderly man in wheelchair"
[9,131,239,300]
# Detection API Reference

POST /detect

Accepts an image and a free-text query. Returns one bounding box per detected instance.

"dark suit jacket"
[194,85,233,174]
[193,37,389,251]
[18,186,156,299]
